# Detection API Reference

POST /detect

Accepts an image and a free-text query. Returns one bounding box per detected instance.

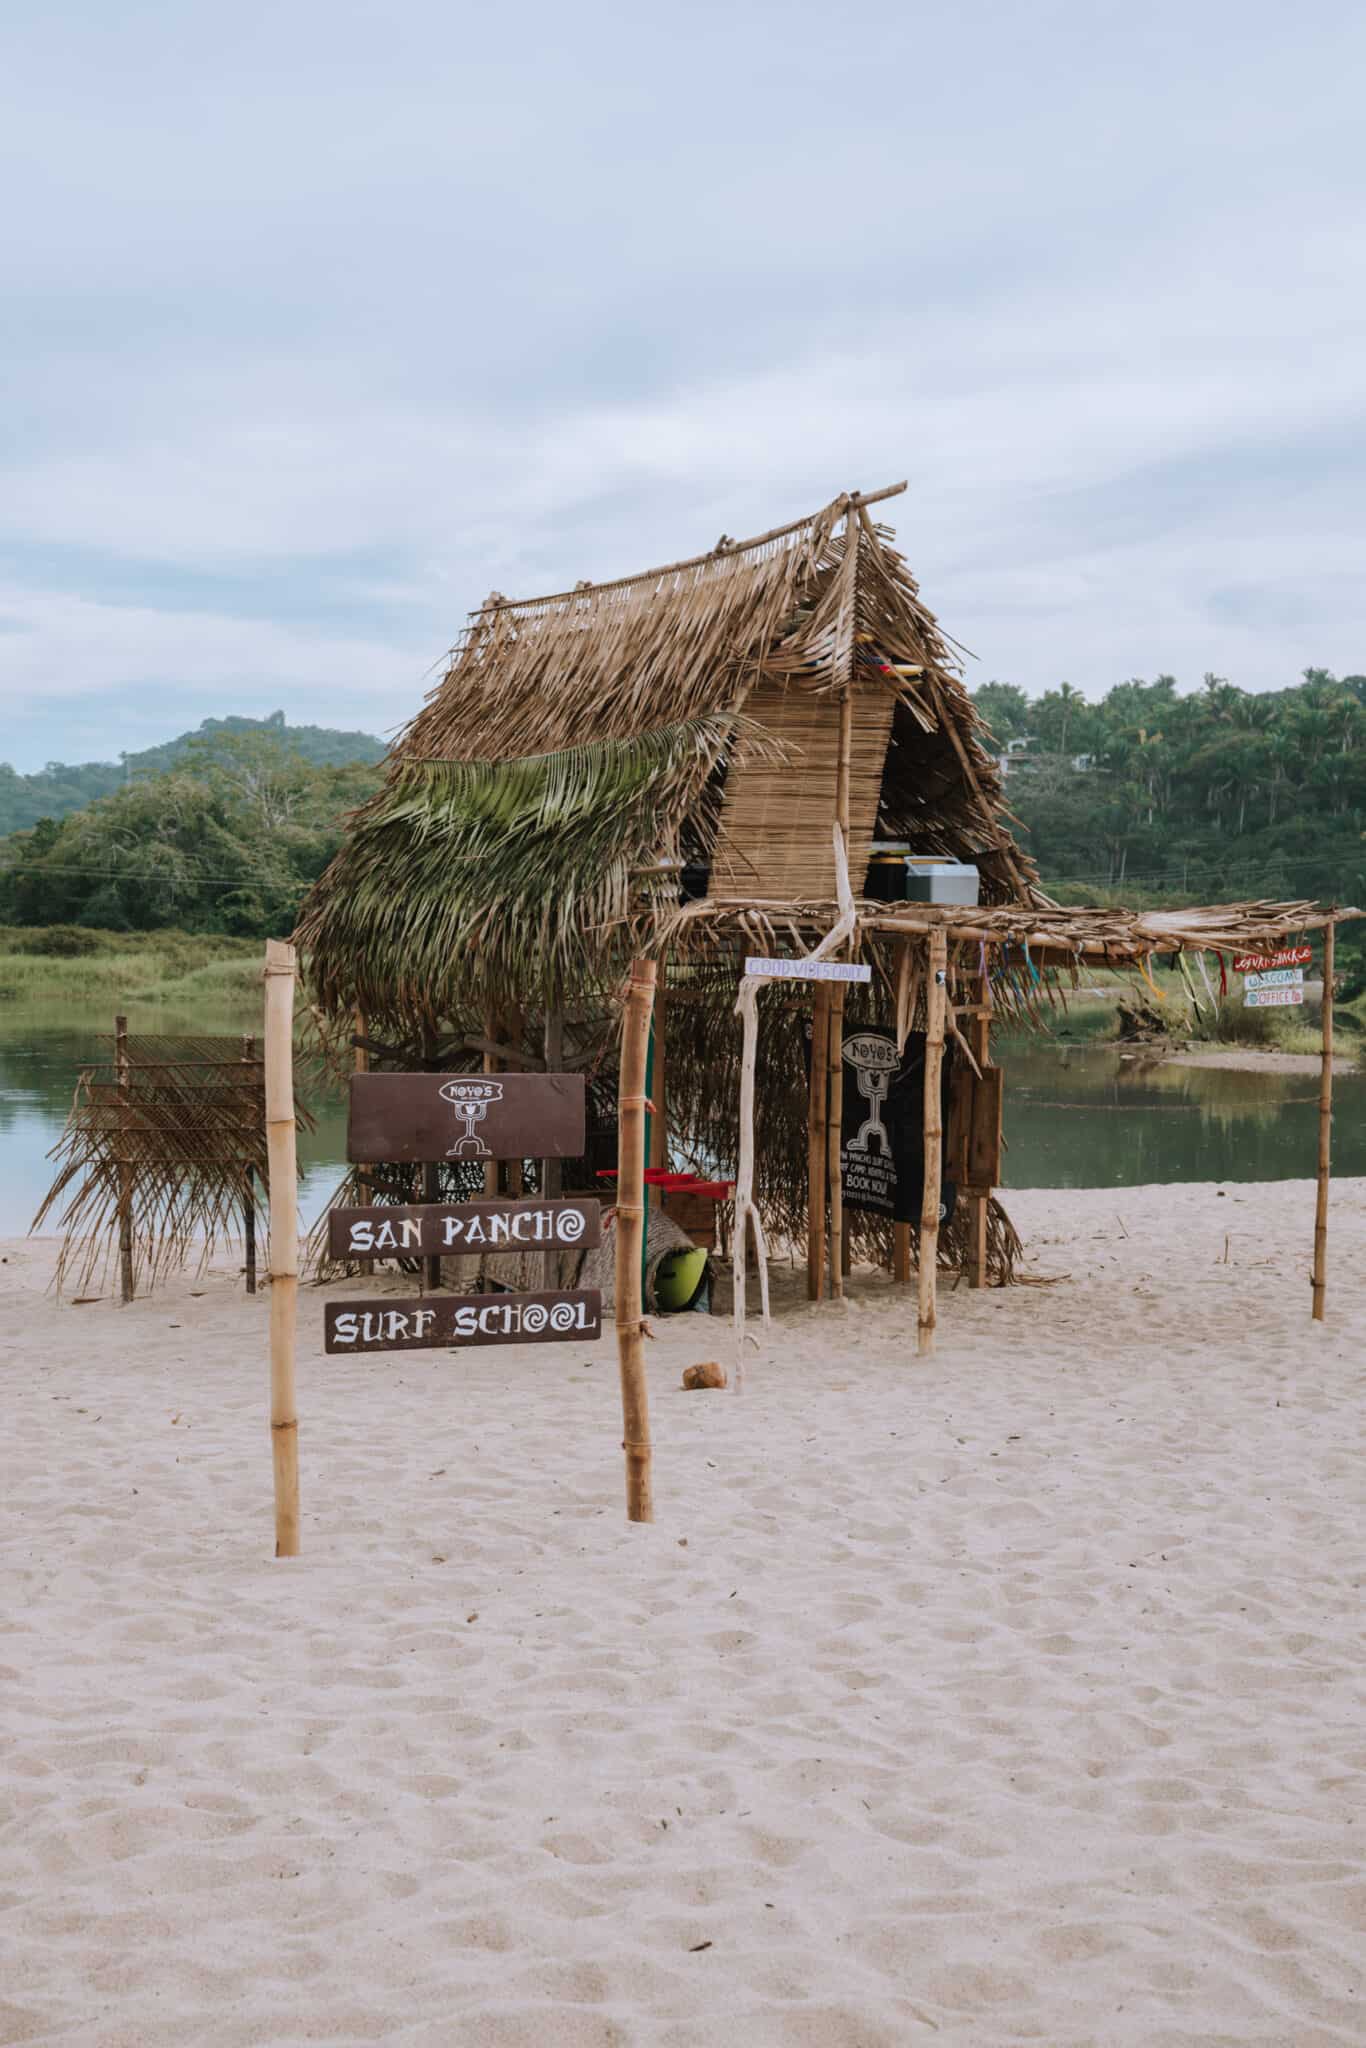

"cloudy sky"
[3,0,1363,770]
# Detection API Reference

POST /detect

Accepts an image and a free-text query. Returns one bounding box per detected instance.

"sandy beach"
[3,1179,1364,2047]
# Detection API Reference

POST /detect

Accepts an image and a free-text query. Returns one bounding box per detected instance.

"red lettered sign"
[1232,944,1312,973]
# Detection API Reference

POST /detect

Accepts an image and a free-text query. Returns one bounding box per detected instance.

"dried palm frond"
[34,1035,312,1297]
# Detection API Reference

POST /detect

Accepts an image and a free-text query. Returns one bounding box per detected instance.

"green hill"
[0,711,387,835]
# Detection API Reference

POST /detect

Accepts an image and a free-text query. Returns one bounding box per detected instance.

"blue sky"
[3,0,1363,770]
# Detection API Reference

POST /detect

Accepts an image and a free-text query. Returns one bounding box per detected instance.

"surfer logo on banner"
[841,1030,901,1215]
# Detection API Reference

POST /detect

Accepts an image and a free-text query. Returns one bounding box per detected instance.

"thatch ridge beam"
[471,483,908,615]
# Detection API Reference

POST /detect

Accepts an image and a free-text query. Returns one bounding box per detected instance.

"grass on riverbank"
[0,928,264,1008]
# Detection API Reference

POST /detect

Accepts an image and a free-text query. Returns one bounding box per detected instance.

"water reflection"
[2,1001,1360,1236]
[998,1039,1362,1188]
[0,1002,349,1236]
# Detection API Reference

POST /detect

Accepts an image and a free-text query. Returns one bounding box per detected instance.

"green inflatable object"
[654,1246,708,1312]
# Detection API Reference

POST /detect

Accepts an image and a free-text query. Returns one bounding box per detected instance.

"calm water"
[2,1011,1362,1237]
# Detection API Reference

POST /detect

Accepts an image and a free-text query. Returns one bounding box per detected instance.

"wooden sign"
[966,1065,1004,1189]
[347,1072,585,1164]
[324,1287,603,1354]
[745,956,872,983]
[1243,967,1304,991]
[1233,944,1312,972]
[328,1197,600,1261]
[1245,986,1304,1008]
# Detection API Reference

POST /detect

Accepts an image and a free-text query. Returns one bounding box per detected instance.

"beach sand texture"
[3,1179,1364,2047]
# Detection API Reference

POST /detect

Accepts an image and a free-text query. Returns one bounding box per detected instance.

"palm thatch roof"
[297,484,1040,1032]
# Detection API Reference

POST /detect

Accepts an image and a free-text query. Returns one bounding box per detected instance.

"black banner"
[831,1026,956,1226]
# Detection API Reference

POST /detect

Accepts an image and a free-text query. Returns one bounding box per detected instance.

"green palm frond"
[296,713,770,1024]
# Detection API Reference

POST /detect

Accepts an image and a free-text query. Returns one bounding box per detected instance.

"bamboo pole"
[647,979,668,1201]
[615,960,656,1522]
[353,1008,370,1197]
[542,995,565,1289]
[242,1033,257,1295]
[469,482,907,615]
[420,1021,441,1292]
[826,984,846,1299]
[807,984,830,1300]
[731,970,773,1392]
[264,940,300,1558]
[505,1004,524,1198]
[970,967,993,1290]
[918,931,948,1356]
[483,1011,501,1197]
[115,1013,134,1303]
[1312,923,1335,1321]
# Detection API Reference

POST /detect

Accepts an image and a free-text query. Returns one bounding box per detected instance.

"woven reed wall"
[707,679,896,902]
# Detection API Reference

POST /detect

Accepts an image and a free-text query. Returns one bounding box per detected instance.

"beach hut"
[296,484,1041,1278]
[296,485,1358,1349]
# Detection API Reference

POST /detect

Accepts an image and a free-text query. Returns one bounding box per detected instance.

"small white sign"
[1244,986,1305,1008]
[1243,967,1304,990]
[744,956,872,983]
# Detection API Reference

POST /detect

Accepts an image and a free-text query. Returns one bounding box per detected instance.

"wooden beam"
[1312,923,1334,1320]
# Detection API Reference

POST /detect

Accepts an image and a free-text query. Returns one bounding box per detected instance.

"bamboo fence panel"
[708,678,896,902]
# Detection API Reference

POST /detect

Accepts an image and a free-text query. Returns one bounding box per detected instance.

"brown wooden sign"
[347,1072,585,1165]
[328,1197,601,1261]
[324,1288,603,1354]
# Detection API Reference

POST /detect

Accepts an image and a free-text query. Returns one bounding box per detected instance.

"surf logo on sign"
[438,1077,505,1157]
[842,1031,900,1156]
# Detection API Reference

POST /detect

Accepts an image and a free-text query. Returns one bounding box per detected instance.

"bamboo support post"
[918,931,948,1356]
[420,1022,442,1291]
[242,1033,257,1294]
[506,1005,524,1198]
[542,997,564,1288]
[731,973,773,1391]
[483,1010,502,1197]
[243,1170,256,1294]
[114,1013,134,1303]
[264,940,300,1557]
[615,960,656,1521]
[1312,923,1334,1320]
[826,984,846,1299]
[647,980,667,1202]
[969,968,993,1290]
[353,1008,370,1196]
[807,984,831,1300]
